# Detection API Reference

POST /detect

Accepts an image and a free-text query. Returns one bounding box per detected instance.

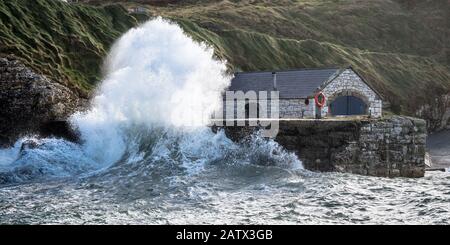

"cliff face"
[0,57,86,146]
[416,94,450,131]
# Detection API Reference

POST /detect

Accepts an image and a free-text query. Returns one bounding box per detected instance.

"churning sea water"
[0,18,449,225]
[0,154,449,224]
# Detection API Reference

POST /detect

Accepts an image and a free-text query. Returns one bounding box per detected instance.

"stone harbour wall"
[332,116,426,177]
[221,116,427,178]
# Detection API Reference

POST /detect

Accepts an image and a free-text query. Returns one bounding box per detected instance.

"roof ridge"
[234,66,342,75]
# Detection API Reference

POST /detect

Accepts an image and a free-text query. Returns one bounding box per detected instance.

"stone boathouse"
[216,66,427,178]
[224,66,383,119]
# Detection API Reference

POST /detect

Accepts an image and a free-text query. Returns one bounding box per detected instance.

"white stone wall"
[321,69,382,118]
[219,99,275,119]
[218,98,316,119]
[279,99,315,118]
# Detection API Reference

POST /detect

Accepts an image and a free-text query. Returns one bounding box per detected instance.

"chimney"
[272,72,277,90]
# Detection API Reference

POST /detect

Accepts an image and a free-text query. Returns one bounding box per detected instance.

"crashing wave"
[0,18,302,185]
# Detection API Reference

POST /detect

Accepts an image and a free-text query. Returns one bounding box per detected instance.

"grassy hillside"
[1,0,449,118]
[145,0,450,114]
[0,0,137,93]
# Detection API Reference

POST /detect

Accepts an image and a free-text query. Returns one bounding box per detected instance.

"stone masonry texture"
[221,116,426,178]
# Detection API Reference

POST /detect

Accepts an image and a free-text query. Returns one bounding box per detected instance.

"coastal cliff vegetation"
[0,0,449,123]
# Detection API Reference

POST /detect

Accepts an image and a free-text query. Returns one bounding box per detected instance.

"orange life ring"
[314,92,326,108]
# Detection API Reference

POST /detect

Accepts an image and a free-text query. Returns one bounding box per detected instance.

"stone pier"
[217,116,427,178]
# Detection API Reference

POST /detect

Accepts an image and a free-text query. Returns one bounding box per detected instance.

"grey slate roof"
[228,68,341,99]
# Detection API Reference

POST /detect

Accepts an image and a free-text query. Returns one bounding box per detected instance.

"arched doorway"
[329,95,368,116]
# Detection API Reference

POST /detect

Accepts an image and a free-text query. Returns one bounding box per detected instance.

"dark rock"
[415,94,450,132]
[0,56,87,146]
[39,120,80,143]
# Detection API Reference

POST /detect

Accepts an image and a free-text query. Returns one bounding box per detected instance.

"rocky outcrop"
[0,57,86,146]
[442,107,450,130]
[426,129,450,169]
[220,116,427,178]
[415,93,450,131]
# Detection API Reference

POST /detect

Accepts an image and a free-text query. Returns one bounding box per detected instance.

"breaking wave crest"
[0,18,302,185]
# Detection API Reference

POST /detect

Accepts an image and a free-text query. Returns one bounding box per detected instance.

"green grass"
[150,0,449,114]
[0,0,137,93]
[1,0,449,117]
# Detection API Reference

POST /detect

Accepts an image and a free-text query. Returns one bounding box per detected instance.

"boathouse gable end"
[320,68,382,118]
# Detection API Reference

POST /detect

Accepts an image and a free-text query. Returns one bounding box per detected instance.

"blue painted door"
[330,96,367,116]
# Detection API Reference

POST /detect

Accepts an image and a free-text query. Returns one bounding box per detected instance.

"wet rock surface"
[0,57,86,146]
